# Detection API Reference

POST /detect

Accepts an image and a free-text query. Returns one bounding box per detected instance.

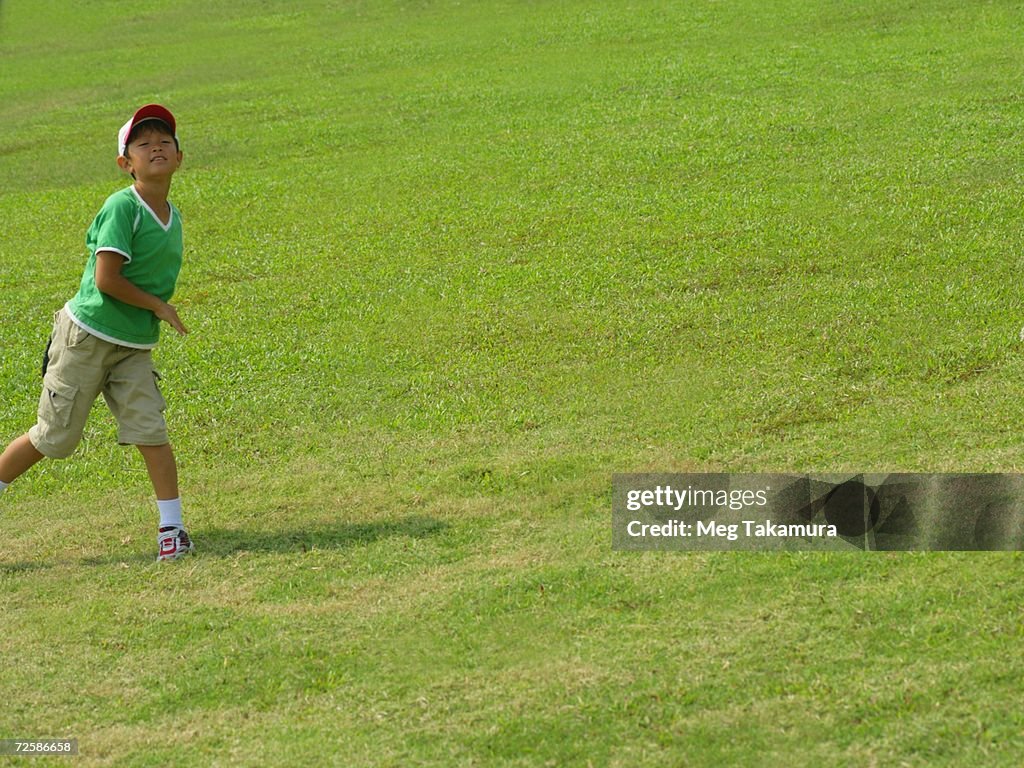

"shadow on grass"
[197,515,449,558]
[0,515,448,571]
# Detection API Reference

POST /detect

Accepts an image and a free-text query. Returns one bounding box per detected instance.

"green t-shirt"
[66,186,183,349]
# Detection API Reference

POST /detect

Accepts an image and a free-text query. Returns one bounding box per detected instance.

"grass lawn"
[1,0,1023,765]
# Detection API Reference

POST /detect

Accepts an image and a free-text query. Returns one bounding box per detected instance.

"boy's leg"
[104,354,193,559]
[22,310,109,466]
[103,354,179,507]
[137,442,192,559]
[136,442,178,501]
[0,434,45,486]
[3,311,100,490]
[137,442,186,528]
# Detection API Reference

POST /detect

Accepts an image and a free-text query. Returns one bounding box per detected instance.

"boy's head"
[116,104,181,180]
[118,104,178,157]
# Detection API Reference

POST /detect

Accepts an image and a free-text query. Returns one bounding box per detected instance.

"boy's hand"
[95,251,190,336]
[156,301,189,335]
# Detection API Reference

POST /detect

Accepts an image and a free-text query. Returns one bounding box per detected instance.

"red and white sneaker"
[157,526,195,561]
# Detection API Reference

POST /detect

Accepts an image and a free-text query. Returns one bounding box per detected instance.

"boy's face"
[117,125,182,182]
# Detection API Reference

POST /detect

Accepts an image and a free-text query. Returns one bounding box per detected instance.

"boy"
[0,104,193,561]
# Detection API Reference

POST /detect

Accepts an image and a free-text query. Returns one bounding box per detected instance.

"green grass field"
[2,0,1023,765]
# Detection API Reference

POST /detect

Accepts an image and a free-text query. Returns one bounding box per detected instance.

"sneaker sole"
[156,547,195,562]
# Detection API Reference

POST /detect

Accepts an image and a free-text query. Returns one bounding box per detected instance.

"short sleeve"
[88,193,139,263]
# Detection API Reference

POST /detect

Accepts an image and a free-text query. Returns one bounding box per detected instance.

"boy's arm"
[95,251,189,335]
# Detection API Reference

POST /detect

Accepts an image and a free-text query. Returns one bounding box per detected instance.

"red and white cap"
[118,104,177,156]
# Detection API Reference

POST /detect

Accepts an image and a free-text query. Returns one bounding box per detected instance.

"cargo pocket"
[39,374,79,429]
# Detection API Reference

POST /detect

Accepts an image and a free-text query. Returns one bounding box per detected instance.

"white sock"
[157,497,184,529]
[0,480,8,496]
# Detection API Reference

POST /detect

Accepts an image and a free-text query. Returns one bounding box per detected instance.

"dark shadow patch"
[1,515,448,571]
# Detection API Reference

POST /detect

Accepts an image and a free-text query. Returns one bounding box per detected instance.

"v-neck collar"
[130,185,174,231]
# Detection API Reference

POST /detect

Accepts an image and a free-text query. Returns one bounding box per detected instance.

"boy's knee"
[26,427,79,460]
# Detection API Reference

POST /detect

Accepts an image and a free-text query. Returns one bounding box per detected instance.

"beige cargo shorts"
[28,309,168,459]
